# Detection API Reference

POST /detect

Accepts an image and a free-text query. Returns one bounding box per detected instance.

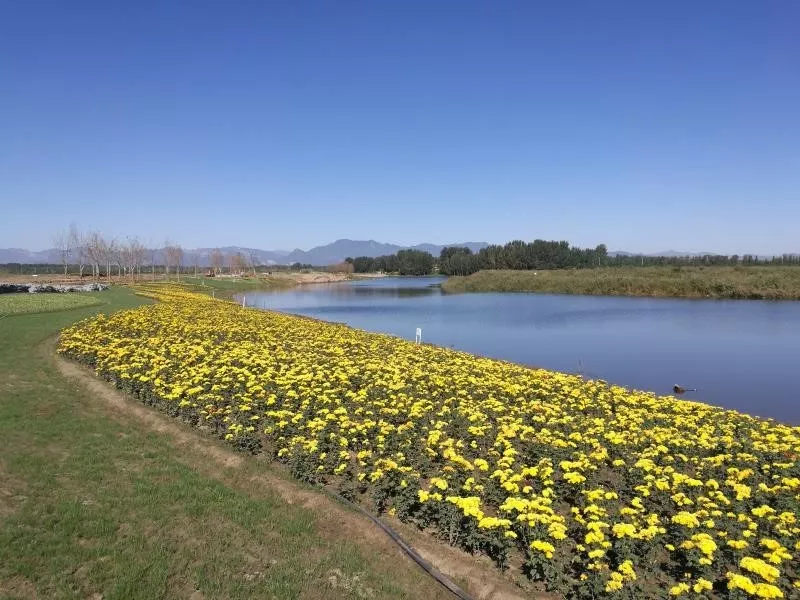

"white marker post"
[415,327,422,344]
[242,295,246,308]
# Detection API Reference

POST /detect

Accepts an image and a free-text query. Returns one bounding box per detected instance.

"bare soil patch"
[0,575,38,600]
[0,461,27,519]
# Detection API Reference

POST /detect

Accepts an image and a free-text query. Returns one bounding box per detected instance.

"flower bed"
[58,285,799,598]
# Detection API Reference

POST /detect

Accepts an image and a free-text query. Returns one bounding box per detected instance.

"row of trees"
[49,226,266,280]
[438,241,610,275]
[51,226,153,279]
[348,241,609,276]
[607,253,800,267]
[348,255,401,274]
[468,241,608,272]
[346,249,436,275]
[350,241,800,276]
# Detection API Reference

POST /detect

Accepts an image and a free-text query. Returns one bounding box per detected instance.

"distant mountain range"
[0,239,489,267]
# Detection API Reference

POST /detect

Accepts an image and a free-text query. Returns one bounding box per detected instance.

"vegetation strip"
[58,285,800,599]
[0,292,103,316]
[442,267,800,300]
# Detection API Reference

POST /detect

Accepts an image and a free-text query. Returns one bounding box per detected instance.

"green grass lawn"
[0,293,103,317]
[0,287,460,600]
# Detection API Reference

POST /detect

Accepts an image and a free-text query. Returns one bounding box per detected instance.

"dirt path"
[54,353,535,600]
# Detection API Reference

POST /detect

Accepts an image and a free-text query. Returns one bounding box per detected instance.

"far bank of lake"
[240,276,800,424]
[442,267,800,300]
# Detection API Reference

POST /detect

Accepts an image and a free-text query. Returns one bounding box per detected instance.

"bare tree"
[84,232,105,279]
[210,248,224,275]
[165,244,184,281]
[248,251,260,276]
[329,261,354,274]
[129,238,146,280]
[229,252,247,276]
[51,229,74,276]
[119,238,138,279]
[163,241,172,278]
[112,239,124,278]
[69,225,86,278]
[119,239,132,278]
[176,246,184,280]
[150,246,158,280]
[101,238,116,283]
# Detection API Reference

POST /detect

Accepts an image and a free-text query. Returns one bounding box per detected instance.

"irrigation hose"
[318,486,476,600]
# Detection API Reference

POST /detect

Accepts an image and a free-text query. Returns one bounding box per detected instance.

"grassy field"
[442,266,800,299]
[0,288,506,600]
[0,293,103,316]
[148,276,296,299]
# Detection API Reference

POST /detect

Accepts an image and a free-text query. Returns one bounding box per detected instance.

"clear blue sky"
[1,1,798,254]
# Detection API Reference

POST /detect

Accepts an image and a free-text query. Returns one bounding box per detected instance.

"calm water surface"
[241,277,800,424]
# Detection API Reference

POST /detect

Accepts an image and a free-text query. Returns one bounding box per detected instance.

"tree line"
[440,241,610,275]
[348,240,800,276]
[605,253,800,267]
[44,226,269,281]
[347,241,609,276]
[346,249,434,276]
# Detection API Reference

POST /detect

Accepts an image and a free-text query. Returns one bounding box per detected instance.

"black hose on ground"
[317,486,476,600]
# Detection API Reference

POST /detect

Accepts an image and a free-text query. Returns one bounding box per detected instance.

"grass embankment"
[0,289,462,599]
[0,293,103,316]
[443,267,800,299]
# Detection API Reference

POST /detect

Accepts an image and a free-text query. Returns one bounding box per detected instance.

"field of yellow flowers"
[58,285,799,599]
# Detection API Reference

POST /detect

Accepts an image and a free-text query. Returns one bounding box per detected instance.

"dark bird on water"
[673,384,697,395]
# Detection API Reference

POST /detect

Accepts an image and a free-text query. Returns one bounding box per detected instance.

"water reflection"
[324,284,438,298]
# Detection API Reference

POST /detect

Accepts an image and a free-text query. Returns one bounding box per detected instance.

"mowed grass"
[0,293,103,316]
[0,287,451,600]
[442,266,800,299]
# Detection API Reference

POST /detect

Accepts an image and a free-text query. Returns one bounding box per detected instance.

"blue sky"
[1,1,798,254]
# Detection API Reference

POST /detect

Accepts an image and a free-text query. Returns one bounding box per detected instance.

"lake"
[240,276,800,424]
